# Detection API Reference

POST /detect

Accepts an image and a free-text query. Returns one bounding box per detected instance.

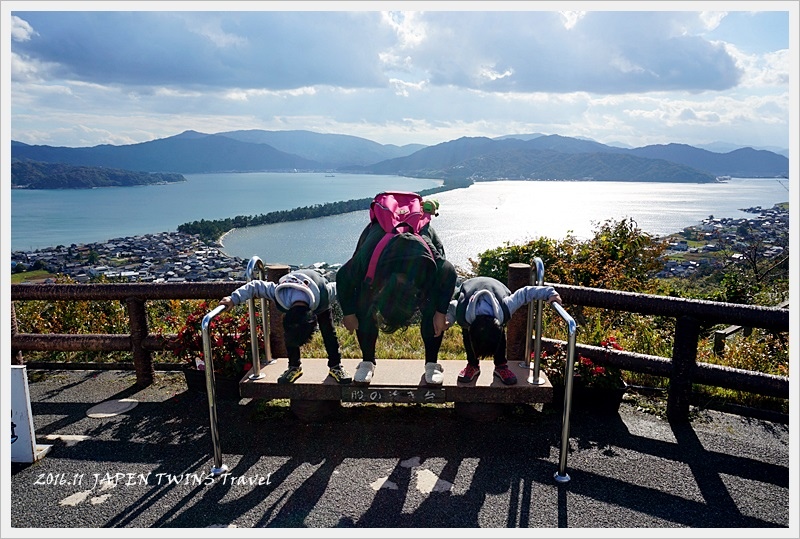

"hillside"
[11,134,323,174]
[624,143,790,178]
[11,160,186,189]
[216,129,425,167]
[10,130,789,182]
[349,136,718,183]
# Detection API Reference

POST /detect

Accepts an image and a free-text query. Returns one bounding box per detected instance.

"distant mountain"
[368,134,785,180]
[11,159,185,189]
[499,136,788,157]
[10,130,789,182]
[11,133,323,173]
[348,136,717,183]
[361,137,526,175]
[624,143,789,177]
[695,141,789,158]
[516,135,788,177]
[522,134,623,154]
[493,133,546,142]
[216,129,425,167]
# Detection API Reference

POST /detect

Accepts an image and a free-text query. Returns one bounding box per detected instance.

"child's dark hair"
[282,304,317,348]
[469,315,503,359]
[373,272,424,333]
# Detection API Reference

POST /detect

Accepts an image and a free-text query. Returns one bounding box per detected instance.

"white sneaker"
[354,361,375,384]
[424,362,444,386]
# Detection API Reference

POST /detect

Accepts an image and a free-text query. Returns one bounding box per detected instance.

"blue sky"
[3,2,797,151]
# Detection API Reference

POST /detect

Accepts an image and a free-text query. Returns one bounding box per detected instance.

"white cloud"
[609,55,647,75]
[478,65,513,82]
[382,11,427,48]
[559,11,586,30]
[10,15,36,41]
[6,10,791,150]
[724,44,791,87]
[389,78,426,97]
[699,11,727,31]
[192,21,248,48]
[10,52,42,82]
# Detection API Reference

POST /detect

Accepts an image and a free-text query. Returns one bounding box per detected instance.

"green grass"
[11,270,56,283]
[304,325,467,362]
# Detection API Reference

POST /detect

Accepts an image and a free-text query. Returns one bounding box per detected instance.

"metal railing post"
[245,256,275,380]
[201,304,229,477]
[524,257,546,385]
[552,302,578,484]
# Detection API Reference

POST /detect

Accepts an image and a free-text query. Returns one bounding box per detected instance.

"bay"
[9,173,442,252]
[11,173,790,273]
[221,178,790,271]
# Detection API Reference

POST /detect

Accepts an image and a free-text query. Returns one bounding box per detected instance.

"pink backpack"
[365,191,435,284]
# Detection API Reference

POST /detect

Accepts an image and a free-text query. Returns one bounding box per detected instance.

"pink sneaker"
[458,363,481,383]
[493,364,517,385]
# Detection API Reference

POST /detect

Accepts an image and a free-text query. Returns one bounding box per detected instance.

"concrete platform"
[239,358,553,404]
[12,370,792,529]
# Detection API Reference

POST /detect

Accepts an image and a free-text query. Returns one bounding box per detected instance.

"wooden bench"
[239,357,553,421]
[203,258,577,482]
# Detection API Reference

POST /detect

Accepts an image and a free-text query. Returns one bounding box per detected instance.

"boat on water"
[716,175,731,182]
[324,174,335,177]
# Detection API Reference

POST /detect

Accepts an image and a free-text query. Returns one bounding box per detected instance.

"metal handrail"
[201,304,229,478]
[551,301,579,484]
[523,257,546,385]
[245,256,274,380]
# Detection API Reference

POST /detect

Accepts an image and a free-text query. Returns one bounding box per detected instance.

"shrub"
[167,301,261,379]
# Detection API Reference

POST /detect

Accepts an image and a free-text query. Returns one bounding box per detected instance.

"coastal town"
[655,203,789,279]
[10,230,343,284]
[11,203,788,285]
[11,231,250,283]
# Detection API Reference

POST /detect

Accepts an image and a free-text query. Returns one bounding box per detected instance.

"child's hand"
[433,312,447,337]
[219,297,234,311]
[343,314,359,332]
[547,293,562,306]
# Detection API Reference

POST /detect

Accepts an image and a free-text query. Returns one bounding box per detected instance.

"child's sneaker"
[493,364,517,385]
[424,362,444,386]
[277,365,303,384]
[457,363,481,383]
[353,361,375,385]
[328,364,352,385]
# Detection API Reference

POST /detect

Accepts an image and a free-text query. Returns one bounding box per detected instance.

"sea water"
[221,177,791,270]
[9,173,442,252]
[10,174,790,271]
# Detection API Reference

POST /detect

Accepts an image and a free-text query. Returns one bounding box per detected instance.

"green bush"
[475,218,667,292]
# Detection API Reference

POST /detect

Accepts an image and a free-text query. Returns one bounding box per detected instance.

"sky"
[2,2,798,153]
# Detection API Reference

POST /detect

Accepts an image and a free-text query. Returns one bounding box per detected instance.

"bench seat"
[239,358,553,404]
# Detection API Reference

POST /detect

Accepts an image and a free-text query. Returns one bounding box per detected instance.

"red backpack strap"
[365,233,395,285]
[364,231,435,285]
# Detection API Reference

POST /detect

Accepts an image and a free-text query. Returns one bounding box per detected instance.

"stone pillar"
[266,264,290,358]
[506,263,532,363]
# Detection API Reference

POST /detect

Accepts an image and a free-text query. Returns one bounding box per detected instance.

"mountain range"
[10,160,185,189]
[11,130,789,185]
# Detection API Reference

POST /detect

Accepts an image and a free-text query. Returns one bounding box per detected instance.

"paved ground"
[6,369,794,534]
